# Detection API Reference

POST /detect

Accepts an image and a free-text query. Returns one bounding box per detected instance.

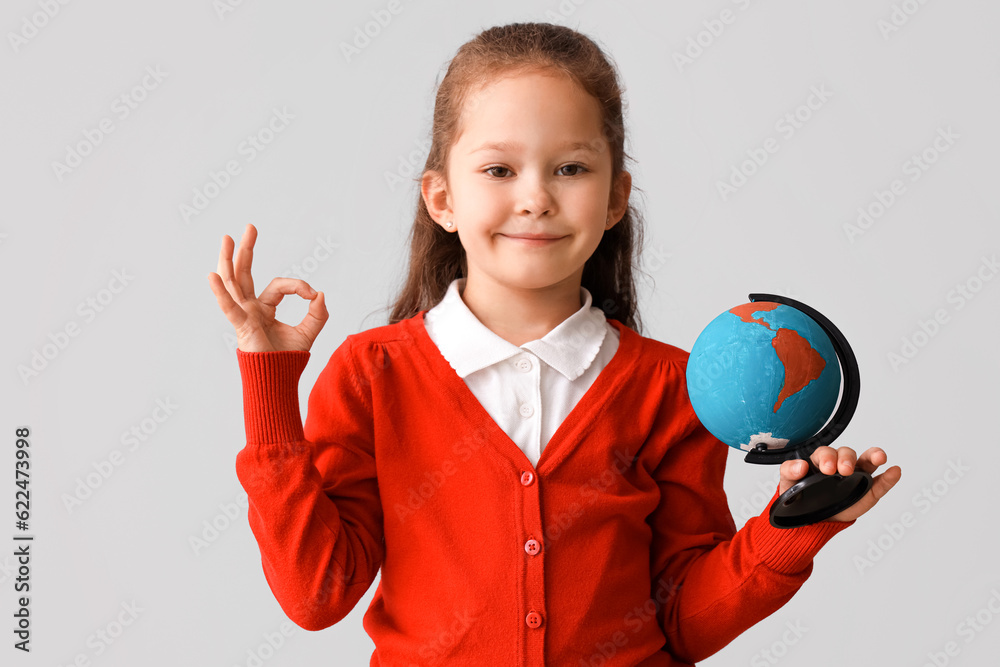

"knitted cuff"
[236,349,311,446]
[750,489,856,573]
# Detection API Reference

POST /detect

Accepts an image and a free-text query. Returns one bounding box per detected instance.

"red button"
[525,611,543,628]
[520,471,534,486]
[524,539,540,555]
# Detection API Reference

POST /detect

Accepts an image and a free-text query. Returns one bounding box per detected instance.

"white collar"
[423,277,609,381]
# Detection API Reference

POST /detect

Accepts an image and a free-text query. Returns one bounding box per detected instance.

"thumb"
[829,465,903,522]
[870,465,903,503]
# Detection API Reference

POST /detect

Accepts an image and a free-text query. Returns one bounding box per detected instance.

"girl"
[208,22,900,666]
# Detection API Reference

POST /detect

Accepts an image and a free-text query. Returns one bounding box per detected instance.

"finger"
[207,271,248,330]
[217,233,245,303]
[295,290,330,342]
[869,465,902,502]
[837,447,858,476]
[778,459,809,494]
[780,459,809,481]
[811,446,839,475]
[234,223,256,300]
[257,277,318,310]
[826,463,902,522]
[855,447,888,474]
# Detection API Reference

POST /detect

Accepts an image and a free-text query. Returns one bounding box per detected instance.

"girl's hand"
[207,223,329,353]
[777,446,902,523]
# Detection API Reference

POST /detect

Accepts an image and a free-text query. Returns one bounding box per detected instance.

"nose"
[516,170,556,218]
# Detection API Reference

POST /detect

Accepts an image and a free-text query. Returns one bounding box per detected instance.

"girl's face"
[423,69,630,294]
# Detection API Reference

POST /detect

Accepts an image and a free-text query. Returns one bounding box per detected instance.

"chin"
[504,272,578,291]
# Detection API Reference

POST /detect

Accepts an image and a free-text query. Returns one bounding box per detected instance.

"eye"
[484,165,511,178]
[559,163,588,176]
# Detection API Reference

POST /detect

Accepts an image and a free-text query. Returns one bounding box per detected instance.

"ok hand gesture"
[207,224,328,353]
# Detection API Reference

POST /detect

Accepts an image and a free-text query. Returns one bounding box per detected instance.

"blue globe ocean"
[686,302,841,452]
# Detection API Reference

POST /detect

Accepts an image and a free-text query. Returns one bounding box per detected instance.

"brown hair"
[385,21,649,335]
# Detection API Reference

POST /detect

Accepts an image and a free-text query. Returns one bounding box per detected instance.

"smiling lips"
[501,233,566,246]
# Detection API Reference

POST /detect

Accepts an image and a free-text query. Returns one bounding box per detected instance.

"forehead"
[454,70,606,153]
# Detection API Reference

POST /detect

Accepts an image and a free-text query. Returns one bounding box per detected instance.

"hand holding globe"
[687,294,901,527]
[778,445,900,523]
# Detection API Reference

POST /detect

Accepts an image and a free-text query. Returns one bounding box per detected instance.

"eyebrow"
[469,140,601,155]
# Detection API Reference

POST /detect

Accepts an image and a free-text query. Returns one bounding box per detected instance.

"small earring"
[445,221,453,228]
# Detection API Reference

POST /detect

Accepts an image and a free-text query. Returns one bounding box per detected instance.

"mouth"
[500,233,567,246]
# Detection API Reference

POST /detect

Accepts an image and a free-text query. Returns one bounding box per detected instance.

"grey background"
[3,0,998,665]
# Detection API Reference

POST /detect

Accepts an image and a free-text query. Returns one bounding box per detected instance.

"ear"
[606,170,632,228]
[421,169,454,230]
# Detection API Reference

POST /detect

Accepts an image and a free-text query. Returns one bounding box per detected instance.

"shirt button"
[520,471,534,486]
[524,539,540,555]
[519,404,533,418]
[525,611,543,628]
[514,357,532,372]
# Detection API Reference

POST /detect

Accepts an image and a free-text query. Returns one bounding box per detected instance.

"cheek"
[458,221,496,250]
[565,180,605,207]
[575,196,604,222]
[458,180,505,213]
[475,201,511,228]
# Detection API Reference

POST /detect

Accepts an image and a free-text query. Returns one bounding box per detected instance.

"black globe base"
[769,459,873,528]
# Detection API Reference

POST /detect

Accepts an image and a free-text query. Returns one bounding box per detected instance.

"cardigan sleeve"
[234,337,384,631]
[648,370,853,664]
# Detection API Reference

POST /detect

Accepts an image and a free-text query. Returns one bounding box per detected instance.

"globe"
[686,301,842,453]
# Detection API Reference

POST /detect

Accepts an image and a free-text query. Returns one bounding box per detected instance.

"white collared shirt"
[423,277,620,468]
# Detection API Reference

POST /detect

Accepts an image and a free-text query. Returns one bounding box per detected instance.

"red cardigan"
[235,312,852,666]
